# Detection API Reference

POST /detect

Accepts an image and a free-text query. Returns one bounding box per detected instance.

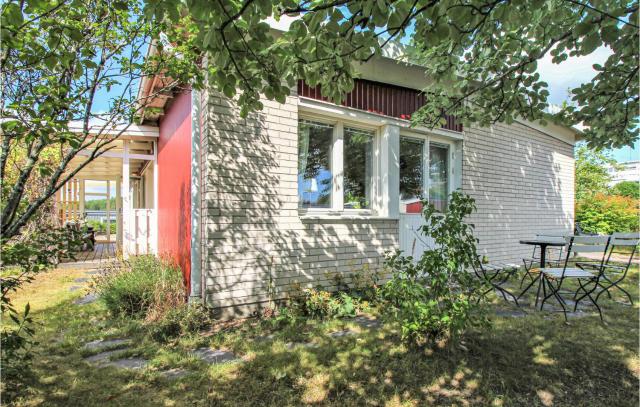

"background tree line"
[575,145,639,235]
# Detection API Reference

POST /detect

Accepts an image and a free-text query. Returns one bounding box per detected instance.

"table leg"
[539,244,547,269]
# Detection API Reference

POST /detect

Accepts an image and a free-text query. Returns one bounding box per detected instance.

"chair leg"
[539,276,550,310]
[535,275,544,309]
[573,279,594,311]
[604,276,633,304]
[550,283,568,322]
[577,278,605,322]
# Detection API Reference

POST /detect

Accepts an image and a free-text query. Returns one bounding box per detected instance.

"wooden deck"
[59,242,117,269]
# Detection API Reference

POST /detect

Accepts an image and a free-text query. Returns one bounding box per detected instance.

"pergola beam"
[77,149,154,161]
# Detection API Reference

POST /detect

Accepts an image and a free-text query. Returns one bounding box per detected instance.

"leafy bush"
[87,219,116,234]
[292,288,362,319]
[326,263,382,301]
[94,255,184,319]
[611,181,640,199]
[380,192,486,346]
[576,193,639,235]
[1,224,81,375]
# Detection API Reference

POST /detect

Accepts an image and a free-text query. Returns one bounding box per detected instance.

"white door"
[398,134,451,259]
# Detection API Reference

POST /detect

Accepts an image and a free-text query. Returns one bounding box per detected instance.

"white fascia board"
[298,97,464,141]
[68,121,159,139]
[515,118,579,146]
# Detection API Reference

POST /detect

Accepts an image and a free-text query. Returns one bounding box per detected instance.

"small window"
[298,120,333,208]
[343,127,374,209]
[428,143,449,212]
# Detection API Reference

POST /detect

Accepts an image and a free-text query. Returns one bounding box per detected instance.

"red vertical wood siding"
[158,90,192,290]
[297,79,463,132]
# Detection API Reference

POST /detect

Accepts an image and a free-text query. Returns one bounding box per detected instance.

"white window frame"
[399,131,456,211]
[298,114,379,215]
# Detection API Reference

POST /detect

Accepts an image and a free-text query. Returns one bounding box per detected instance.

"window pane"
[429,143,449,212]
[344,127,373,209]
[399,137,424,205]
[298,120,333,208]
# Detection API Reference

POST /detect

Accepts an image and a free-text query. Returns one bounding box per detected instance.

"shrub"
[292,288,361,319]
[380,192,486,346]
[610,181,640,200]
[149,303,211,342]
[94,255,184,319]
[1,223,81,378]
[576,193,639,235]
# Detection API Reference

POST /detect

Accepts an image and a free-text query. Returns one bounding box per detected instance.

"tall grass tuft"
[94,255,185,320]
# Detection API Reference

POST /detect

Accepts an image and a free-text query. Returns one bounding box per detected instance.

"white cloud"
[536,46,612,105]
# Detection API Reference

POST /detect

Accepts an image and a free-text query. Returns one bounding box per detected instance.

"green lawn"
[3,265,639,406]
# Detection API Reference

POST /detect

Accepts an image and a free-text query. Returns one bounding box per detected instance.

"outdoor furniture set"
[473,232,639,321]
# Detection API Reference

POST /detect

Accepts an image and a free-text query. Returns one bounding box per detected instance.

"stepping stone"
[82,338,130,351]
[160,368,189,379]
[103,358,148,370]
[285,342,319,350]
[74,277,90,283]
[328,329,355,338]
[85,270,101,275]
[351,316,381,329]
[193,348,238,364]
[74,293,98,305]
[69,286,82,292]
[566,311,590,319]
[84,349,126,364]
[254,334,275,343]
[494,309,527,318]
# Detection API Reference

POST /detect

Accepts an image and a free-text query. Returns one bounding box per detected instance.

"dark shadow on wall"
[203,94,395,317]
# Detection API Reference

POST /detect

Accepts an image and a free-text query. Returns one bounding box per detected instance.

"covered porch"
[56,127,159,260]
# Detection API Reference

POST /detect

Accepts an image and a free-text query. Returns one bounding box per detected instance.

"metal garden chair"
[575,232,639,306]
[520,232,566,287]
[473,259,521,306]
[538,235,611,322]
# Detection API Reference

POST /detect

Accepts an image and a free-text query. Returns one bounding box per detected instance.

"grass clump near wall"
[93,255,211,341]
[94,255,184,319]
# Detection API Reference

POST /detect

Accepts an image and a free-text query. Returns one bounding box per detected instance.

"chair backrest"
[606,232,640,270]
[562,235,611,274]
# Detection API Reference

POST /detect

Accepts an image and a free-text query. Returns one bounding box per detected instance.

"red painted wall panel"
[158,90,192,290]
[298,79,463,132]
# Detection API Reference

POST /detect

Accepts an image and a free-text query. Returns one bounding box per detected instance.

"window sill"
[298,211,399,222]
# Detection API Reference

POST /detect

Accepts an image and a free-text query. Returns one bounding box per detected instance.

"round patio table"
[519,238,568,306]
[519,238,566,268]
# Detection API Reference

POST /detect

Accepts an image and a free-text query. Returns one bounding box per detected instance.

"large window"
[298,120,333,208]
[343,127,373,209]
[297,119,375,211]
[399,136,450,212]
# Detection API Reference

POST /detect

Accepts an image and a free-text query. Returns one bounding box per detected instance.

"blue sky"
[537,47,639,163]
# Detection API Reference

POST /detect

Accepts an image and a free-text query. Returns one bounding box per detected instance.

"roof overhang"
[68,121,159,140]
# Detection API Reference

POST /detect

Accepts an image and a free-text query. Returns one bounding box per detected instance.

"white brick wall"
[202,91,397,316]
[462,123,575,263]
[202,91,574,315]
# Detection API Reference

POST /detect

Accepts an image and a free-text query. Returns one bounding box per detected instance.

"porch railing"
[130,209,156,255]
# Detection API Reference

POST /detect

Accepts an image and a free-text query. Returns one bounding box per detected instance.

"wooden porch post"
[122,141,131,257]
[116,177,122,251]
[106,180,111,243]
[152,140,158,255]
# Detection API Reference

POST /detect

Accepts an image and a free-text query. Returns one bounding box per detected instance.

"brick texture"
[201,91,574,315]
[462,123,575,263]
[202,90,397,316]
